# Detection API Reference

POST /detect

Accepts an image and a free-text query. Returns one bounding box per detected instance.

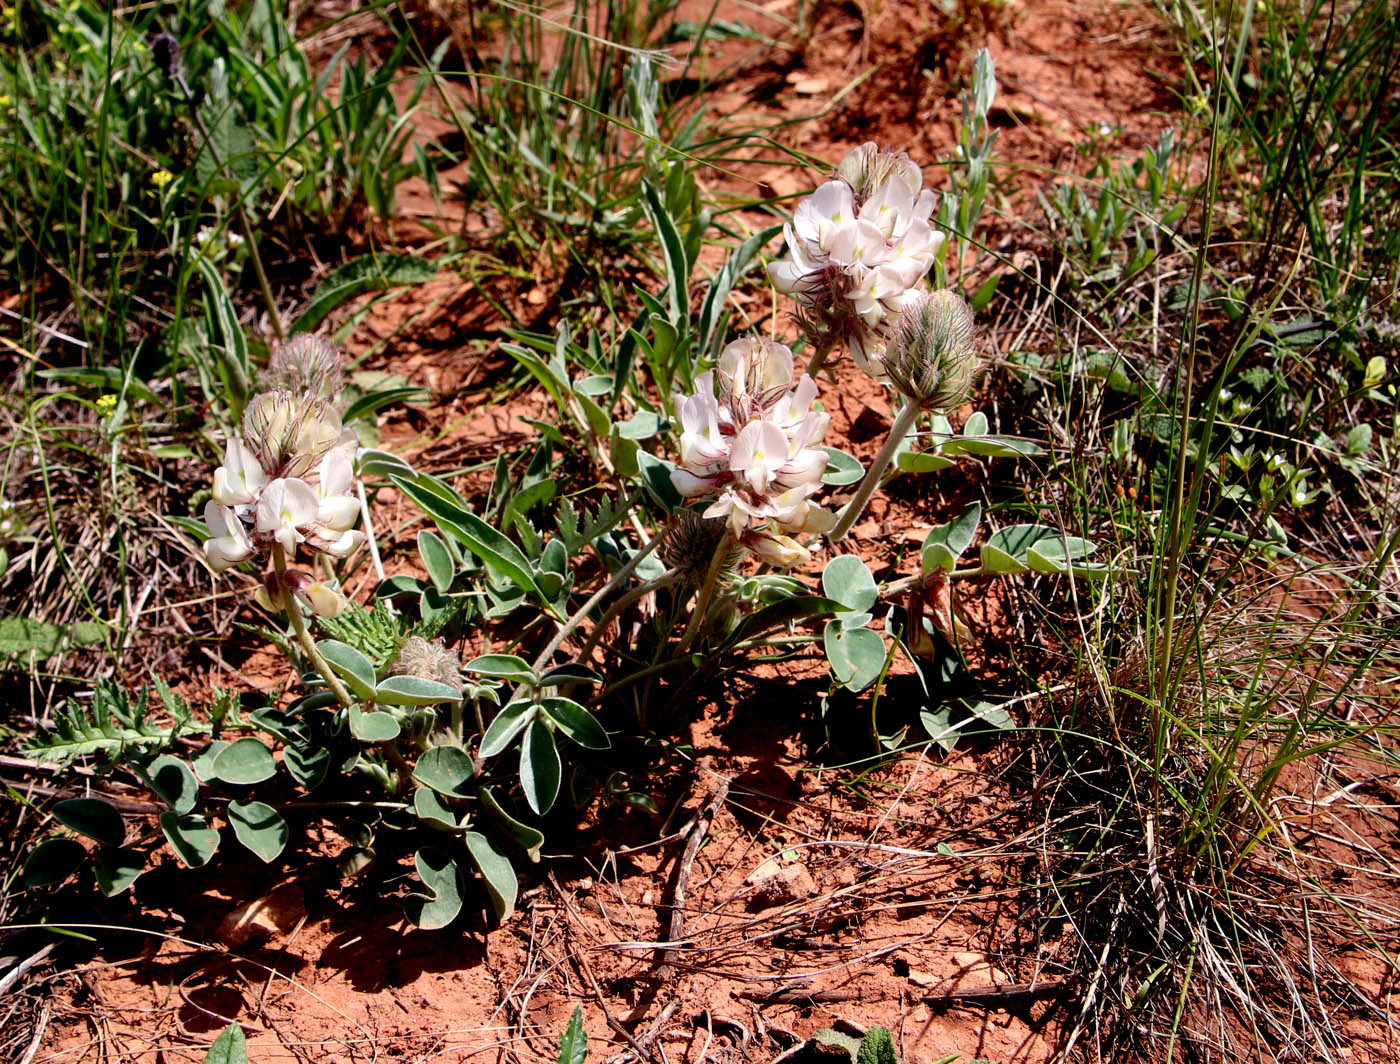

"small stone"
[216,884,305,948]
[745,857,817,909]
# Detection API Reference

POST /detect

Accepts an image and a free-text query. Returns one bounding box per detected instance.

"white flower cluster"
[202,338,364,617]
[767,142,945,378]
[670,339,834,567]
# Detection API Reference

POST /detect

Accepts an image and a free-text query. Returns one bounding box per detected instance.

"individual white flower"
[314,449,360,531]
[731,420,790,495]
[766,143,945,378]
[203,501,254,572]
[255,477,319,555]
[212,439,266,507]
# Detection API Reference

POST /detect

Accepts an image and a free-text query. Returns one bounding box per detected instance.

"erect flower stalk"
[827,399,923,542]
[511,530,667,705]
[272,543,353,708]
[676,531,736,657]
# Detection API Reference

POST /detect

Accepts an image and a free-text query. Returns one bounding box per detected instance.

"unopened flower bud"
[393,635,463,695]
[883,290,978,411]
[265,334,344,402]
[242,389,344,480]
[836,142,919,206]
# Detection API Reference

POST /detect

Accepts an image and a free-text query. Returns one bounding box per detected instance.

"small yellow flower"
[95,394,117,417]
[0,94,11,109]
[150,169,174,189]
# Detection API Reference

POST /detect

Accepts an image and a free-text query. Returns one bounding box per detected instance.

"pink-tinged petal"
[703,491,752,537]
[776,447,828,489]
[671,468,721,497]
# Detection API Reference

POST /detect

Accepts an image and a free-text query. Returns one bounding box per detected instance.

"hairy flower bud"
[264,334,344,402]
[663,511,738,586]
[242,389,344,480]
[883,289,978,411]
[393,636,463,695]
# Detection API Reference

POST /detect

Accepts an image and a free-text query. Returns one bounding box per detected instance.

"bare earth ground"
[15,2,1400,1063]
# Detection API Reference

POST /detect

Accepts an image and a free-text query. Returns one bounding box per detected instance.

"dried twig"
[655,776,729,979]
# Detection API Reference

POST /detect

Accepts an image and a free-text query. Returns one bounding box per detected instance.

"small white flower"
[256,477,319,555]
[212,439,266,507]
[203,501,254,572]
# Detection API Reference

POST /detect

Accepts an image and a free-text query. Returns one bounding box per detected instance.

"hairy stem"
[828,401,922,541]
[272,544,352,708]
[511,530,666,703]
[676,534,733,656]
[575,569,680,666]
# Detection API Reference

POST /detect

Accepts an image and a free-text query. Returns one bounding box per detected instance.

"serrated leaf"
[555,1007,587,1064]
[375,675,461,706]
[51,798,124,847]
[417,530,455,592]
[23,837,87,886]
[349,705,401,742]
[160,812,220,868]
[412,746,475,797]
[480,786,544,862]
[211,738,278,786]
[823,621,887,692]
[463,654,537,683]
[520,720,561,815]
[539,697,610,749]
[821,555,879,613]
[479,701,536,758]
[464,830,519,921]
[404,849,464,930]
[227,800,288,863]
[317,640,377,700]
